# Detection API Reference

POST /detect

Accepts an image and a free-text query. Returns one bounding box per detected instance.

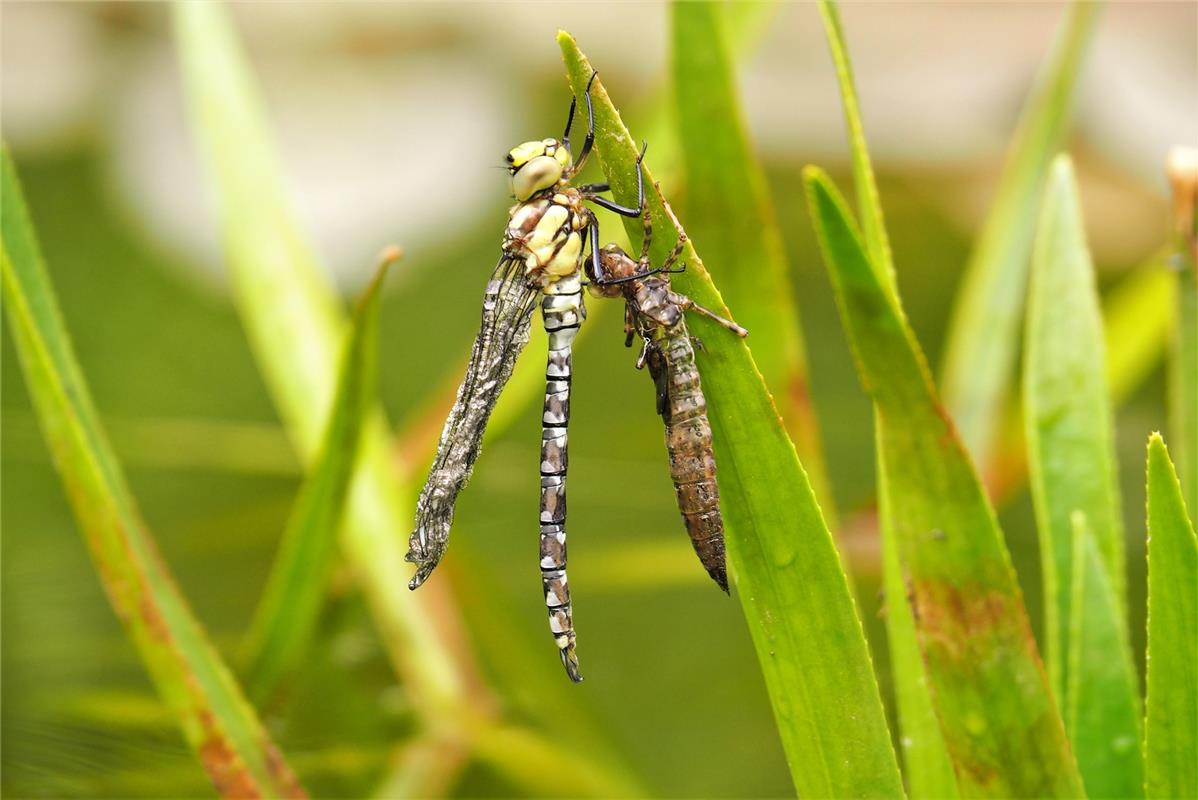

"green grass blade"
[805,167,1084,798]
[817,5,956,794]
[1024,156,1125,700]
[1065,512,1144,799]
[241,253,394,703]
[816,0,896,294]
[1144,434,1197,800]
[879,456,961,800]
[671,1,835,525]
[0,145,304,798]
[1167,149,1197,518]
[940,1,1100,466]
[173,0,471,713]
[560,33,905,799]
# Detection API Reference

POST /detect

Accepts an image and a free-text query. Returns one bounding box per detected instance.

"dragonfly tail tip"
[561,646,584,683]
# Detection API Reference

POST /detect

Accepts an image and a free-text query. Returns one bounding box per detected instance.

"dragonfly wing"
[407,256,538,589]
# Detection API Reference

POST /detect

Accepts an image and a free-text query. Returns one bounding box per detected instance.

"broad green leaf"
[0,145,304,798]
[560,34,905,799]
[173,0,469,712]
[241,252,394,703]
[805,167,1083,798]
[940,1,1100,466]
[671,1,835,525]
[1167,148,1197,517]
[1024,156,1125,699]
[817,4,957,795]
[1144,434,1197,800]
[1065,512,1143,799]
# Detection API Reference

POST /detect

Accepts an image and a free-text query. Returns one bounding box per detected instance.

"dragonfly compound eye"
[511,155,564,201]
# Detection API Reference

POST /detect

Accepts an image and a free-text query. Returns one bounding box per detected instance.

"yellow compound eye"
[508,140,547,169]
[511,155,564,201]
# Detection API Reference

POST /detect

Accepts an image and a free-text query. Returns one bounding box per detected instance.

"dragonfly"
[587,198,747,592]
[406,72,646,682]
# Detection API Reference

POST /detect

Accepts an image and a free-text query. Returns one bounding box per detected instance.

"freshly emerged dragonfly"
[406,72,646,682]
[588,199,747,592]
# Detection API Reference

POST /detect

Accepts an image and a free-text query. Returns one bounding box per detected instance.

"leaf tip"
[1049,152,1075,181]
[801,164,830,192]
[1147,431,1168,462]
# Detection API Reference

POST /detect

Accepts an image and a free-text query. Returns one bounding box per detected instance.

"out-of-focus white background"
[4,2,1193,286]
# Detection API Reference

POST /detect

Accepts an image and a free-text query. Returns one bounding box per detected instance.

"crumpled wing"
[406,256,538,588]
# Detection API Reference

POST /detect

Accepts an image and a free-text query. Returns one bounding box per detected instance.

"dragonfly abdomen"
[657,324,729,592]
[540,272,585,681]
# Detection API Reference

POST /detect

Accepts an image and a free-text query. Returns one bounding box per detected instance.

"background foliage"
[2,2,1194,797]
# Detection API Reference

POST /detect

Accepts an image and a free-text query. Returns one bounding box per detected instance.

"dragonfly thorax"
[507,138,572,201]
[585,244,639,298]
[505,191,588,288]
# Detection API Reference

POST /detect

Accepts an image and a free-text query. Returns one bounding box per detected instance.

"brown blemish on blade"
[197,709,263,799]
[264,739,307,799]
[910,579,1014,661]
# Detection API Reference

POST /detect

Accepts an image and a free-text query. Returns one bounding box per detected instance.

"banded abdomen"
[510,188,590,681]
[645,315,728,593]
[539,271,585,681]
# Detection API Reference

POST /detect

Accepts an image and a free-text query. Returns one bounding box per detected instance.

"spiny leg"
[565,71,599,178]
[584,141,647,218]
[675,295,749,338]
[540,275,586,682]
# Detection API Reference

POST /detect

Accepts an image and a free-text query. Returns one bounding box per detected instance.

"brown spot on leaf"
[264,739,307,799]
[910,579,1014,661]
[197,709,262,799]
[139,590,171,641]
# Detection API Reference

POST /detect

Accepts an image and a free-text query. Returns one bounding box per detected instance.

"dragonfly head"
[586,243,638,297]
[507,138,571,201]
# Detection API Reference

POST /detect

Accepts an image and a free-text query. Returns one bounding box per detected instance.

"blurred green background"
[2,2,1194,797]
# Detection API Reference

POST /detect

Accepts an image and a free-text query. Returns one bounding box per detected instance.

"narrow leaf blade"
[671,2,835,524]
[560,33,905,799]
[1024,156,1125,699]
[1066,512,1144,799]
[940,1,1100,466]
[817,5,957,794]
[816,0,896,291]
[806,167,1084,798]
[241,253,393,702]
[1145,434,1198,800]
[1,145,304,798]
[879,461,961,800]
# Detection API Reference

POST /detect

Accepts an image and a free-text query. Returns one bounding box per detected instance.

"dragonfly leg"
[637,204,654,264]
[675,294,749,337]
[584,141,646,218]
[635,337,651,369]
[565,72,599,178]
[656,187,692,274]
